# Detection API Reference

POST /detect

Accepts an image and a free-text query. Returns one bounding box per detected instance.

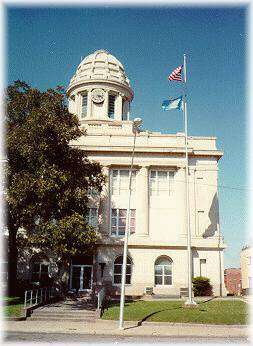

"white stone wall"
[96,246,225,296]
[240,246,253,290]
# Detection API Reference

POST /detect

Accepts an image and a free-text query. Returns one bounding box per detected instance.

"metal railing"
[24,286,60,310]
[97,287,105,310]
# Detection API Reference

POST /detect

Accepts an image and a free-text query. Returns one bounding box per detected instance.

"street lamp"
[119,117,142,330]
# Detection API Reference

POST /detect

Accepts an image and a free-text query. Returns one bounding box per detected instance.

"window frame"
[154,257,173,286]
[111,169,136,196]
[31,261,49,283]
[86,207,99,229]
[113,255,132,285]
[110,208,136,237]
[149,170,174,196]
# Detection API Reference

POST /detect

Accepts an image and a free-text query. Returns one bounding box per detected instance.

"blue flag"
[162,96,183,111]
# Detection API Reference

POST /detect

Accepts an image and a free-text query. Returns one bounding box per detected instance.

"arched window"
[30,254,49,283]
[113,256,132,284]
[154,257,172,286]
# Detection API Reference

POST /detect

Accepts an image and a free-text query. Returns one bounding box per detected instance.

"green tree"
[6,81,105,294]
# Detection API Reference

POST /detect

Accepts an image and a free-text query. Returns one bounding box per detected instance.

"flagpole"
[183,54,196,307]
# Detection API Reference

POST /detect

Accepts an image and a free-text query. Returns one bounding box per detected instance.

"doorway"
[70,265,93,291]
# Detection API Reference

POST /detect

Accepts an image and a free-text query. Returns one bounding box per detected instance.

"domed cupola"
[66,50,134,123]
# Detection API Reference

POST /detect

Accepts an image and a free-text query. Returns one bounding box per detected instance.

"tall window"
[108,94,116,118]
[86,208,98,228]
[81,93,88,118]
[111,169,136,195]
[31,256,49,283]
[111,209,136,236]
[154,257,172,286]
[114,255,132,284]
[149,170,174,196]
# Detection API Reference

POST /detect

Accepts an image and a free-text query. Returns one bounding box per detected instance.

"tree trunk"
[57,257,70,294]
[8,226,18,296]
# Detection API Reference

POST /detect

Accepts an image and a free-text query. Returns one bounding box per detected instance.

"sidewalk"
[2,318,249,339]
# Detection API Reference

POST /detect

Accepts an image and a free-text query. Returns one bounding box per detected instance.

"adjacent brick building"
[224,268,241,295]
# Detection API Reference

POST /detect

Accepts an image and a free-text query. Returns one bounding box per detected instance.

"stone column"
[77,93,82,118]
[99,166,110,234]
[127,101,130,119]
[136,166,149,236]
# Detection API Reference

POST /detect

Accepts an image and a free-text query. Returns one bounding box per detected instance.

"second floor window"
[111,169,136,195]
[81,93,88,118]
[108,94,116,118]
[86,208,98,228]
[149,170,174,196]
[111,209,136,236]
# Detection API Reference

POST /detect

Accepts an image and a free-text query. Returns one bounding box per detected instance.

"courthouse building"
[19,50,226,297]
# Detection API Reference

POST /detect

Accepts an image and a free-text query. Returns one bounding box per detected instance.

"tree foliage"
[6,81,105,291]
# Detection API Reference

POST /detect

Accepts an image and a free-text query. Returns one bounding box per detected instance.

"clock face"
[91,89,105,103]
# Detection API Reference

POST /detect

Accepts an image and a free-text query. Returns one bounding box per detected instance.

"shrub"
[192,276,213,296]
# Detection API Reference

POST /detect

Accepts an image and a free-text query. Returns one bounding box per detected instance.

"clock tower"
[66,50,134,123]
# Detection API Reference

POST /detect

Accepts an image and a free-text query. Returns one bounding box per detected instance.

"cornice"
[71,144,223,159]
[66,79,134,99]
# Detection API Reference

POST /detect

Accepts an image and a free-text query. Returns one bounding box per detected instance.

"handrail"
[97,287,105,310]
[24,286,60,310]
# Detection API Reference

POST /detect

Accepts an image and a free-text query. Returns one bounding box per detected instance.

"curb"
[99,319,249,328]
[141,321,249,328]
[4,317,26,321]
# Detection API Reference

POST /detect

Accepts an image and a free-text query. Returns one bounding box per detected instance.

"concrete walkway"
[2,319,250,339]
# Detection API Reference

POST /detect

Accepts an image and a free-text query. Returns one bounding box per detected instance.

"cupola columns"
[67,50,133,123]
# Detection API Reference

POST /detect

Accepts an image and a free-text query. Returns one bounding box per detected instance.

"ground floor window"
[30,255,49,283]
[1,261,8,282]
[113,255,132,284]
[154,257,172,285]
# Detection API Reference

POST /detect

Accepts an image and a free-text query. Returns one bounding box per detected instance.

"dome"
[68,49,131,91]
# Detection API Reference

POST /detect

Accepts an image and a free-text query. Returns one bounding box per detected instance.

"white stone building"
[64,49,226,297]
[240,245,253,295]
[18,49,226,297]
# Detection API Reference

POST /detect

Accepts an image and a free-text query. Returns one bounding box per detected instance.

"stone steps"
[28,298,98,322]
[31,311,96,317]
[29,316,97,322]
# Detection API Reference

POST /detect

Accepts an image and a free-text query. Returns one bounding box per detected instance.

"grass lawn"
[102,299,248,325]
[3,296,24,318]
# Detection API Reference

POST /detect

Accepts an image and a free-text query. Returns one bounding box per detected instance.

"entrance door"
[82,266,92,289]
[70,265,93,291]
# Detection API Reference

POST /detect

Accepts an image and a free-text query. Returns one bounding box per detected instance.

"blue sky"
[6,5,247,268]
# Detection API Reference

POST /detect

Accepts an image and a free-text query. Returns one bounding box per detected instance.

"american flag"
[168,65,183,82]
